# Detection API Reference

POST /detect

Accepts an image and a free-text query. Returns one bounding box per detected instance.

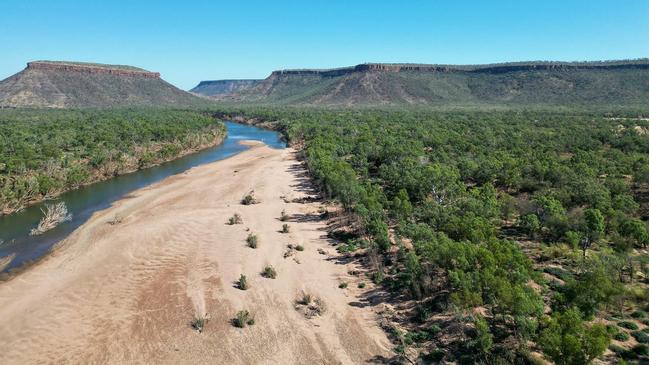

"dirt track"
[0,142,391,364]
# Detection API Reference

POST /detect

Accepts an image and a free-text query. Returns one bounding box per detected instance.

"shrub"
[246,234,258,248]
[298,291,312,305]
[295,244,304,251]
[295,292,326,317]
[241,191,258,205]
[338,281,348,289]
[631,330,649,344]
[619,321,639,330]
[614,331,630,341]
[642,319,649,326]
[236,274,249,290]
[191,316,207,332]
[228,213,243,225]
[233,310,255,328]
[262,265,277,279]
[421,349,445,362]
[631,310,647,319]
[280,209,289,221]
[281,224,290,233]
[358,282,366,289]
[633,344,649,356]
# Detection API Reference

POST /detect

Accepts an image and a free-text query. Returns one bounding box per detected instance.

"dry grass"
[295,291,327,318]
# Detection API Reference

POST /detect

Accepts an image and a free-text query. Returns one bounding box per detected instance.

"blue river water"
[0,121,285,272]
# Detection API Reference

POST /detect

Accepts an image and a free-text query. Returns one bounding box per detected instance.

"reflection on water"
[0,122,285,272]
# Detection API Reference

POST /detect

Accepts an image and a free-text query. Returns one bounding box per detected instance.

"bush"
[619,321,639,330]
[236,274,249,290]
[295,292,326,317]
[280,209,289,221]
[246,234,258,248]
[191,316,207,332]
[421,349,445,362]
[241,191,258,205]
[642,319,649,326]
[631,330,649,344]
[613,331,630,341]
[281,224,290,233]
[633,344,649,356]
[338,281,348,289]
[228,213,243,225]
[262,265,277,279]
[233,310,255,328]
[631,310,647,319]
[358,282,366,289]
[295,244,304,251]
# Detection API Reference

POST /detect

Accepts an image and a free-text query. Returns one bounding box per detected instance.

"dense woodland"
[0,109,225,215]
[216,107,649,364]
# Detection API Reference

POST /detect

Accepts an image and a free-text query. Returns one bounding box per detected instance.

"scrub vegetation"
[217,106,649,364]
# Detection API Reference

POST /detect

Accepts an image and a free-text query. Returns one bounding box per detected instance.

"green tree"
[539,308,609,365]
[520,213,541,238]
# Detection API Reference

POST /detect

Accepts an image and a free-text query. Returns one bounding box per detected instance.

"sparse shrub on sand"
[246,234,258,248]
[619,321,639,330]
[338,281,348,289]
[281,224,290,233]
[236,274,249,290]
[228,213,243,225]
[280,209,289,221]
[191,316,207,332]
[295,244,304,251]
[295,291,326,318]
[233,310,255,328]
[358,282,366,289]
[30,202,72,235]
[261,265,277,279]
[241,191,258,205]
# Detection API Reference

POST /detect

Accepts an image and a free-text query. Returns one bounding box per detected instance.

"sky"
[1,0,648,90]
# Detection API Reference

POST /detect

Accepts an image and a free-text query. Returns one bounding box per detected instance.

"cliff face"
[225,60,649,107]
[26,62,161,78]
[0,61,205,108]
[270,60,649,77]
[190,79,260,96]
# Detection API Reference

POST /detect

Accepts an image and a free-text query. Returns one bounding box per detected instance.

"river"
[0,121,285,272]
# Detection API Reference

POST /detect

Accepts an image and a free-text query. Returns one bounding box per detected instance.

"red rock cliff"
[27,62,160,78]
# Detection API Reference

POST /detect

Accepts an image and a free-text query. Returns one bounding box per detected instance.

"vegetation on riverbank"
[0,108,225,215]
[217,106,649,364]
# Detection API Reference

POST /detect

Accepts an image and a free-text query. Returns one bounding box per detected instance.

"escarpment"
[0,61,205,108]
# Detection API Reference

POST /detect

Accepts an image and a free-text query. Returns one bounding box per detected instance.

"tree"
[584,208,605,241]
[520,213,541,238]
[620,218,649,248]
[539,308,610,365]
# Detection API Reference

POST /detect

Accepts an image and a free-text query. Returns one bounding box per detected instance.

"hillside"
[190,79,260,96]
[0,61,206,108]
[218,60,649,108]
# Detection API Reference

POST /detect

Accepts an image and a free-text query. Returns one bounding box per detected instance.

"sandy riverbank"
[0,142,391,364]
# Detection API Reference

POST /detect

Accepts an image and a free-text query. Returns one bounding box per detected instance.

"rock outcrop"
[190,79,260,97]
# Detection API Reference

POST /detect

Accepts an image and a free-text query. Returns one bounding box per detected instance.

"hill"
[0,61,205,108]
[190,79,260,96]
[218,60,649,108]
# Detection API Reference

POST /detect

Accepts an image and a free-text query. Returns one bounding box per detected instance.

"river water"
[0,121,285,272]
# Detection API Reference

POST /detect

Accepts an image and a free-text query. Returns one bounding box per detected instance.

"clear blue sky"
[1,0,648,89]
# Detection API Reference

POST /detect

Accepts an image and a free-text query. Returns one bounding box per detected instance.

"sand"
[0,142,392,364]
